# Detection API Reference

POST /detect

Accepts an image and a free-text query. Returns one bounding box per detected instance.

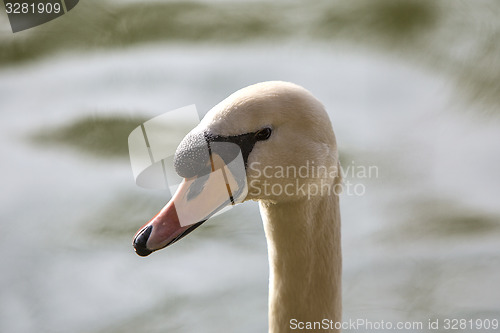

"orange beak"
[133,152,246,256]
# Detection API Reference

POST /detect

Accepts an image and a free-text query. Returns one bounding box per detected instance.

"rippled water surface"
[1,1,500,332]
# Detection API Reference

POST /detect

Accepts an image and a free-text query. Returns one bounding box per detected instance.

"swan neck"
[261,194,342,333]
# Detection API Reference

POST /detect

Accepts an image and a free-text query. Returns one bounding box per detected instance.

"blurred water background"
[1,1,500,332]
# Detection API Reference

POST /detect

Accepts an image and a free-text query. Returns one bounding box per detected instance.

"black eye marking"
[255,127,272,141]
[176,127,273,179]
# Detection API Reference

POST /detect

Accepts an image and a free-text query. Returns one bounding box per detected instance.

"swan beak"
[133,153,245,256]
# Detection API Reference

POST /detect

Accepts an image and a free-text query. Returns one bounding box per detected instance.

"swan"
[133,81,342,333]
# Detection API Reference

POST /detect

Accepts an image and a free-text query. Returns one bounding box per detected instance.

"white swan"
[133,81,342,333]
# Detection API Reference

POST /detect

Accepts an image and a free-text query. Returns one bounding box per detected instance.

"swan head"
[133,81,340,256]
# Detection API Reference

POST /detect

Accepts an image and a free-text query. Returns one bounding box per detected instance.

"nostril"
[133,225,153,257]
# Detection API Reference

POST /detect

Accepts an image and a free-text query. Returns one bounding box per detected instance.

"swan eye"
[255,127,272,141]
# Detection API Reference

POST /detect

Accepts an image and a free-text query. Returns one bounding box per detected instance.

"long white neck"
[260,193,342,333]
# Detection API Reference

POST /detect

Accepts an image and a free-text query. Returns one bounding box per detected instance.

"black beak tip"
[133,225,153,257]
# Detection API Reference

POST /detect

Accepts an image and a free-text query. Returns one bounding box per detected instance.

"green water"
[1,1,500,332]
